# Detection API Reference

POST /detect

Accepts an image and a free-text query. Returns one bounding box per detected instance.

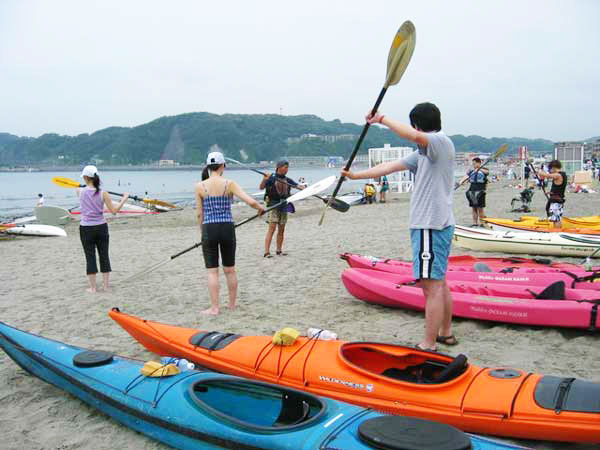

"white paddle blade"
[287,176,336,203]
[385,20,416,87]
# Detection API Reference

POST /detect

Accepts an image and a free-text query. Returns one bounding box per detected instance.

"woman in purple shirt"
[78,165,128,293]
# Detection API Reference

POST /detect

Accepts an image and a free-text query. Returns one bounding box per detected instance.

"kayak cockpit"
[340,342,469,385]
[188,378,327,431]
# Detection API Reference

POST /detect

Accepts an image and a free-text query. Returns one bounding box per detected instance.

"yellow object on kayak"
[272,327,300,346]
[140,361,180,377]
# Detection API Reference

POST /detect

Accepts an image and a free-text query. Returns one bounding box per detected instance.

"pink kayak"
[340,253,600,281]
[341,253,600,290]
[341,268,600,330]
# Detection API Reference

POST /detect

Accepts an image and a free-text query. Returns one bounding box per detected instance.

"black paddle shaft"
[526,162,550,200]
[168,200,286,261]
[329,86,388,200]
[78,183,143,202]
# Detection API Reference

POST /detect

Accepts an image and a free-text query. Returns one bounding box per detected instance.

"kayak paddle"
[51,176,177,209]
[455,143,509,190]
[120,175,336,282]
[225,157,350,213]
[526,162,550,200]
[318,20,416,226]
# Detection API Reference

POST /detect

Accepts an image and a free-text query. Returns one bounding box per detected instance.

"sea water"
[0,167,362,220]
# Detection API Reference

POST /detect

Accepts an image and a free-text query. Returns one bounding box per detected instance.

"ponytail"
[92,174,100,193]
[202,163,223,181]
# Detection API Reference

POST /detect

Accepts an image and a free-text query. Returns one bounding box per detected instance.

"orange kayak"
[109,308,600,443]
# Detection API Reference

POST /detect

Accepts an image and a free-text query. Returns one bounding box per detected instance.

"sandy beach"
[1,180,599,450]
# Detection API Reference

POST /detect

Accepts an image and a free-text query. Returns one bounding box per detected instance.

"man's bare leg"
[276,224,286,253]
[223,266,238,310]
[471,208,478,226]
[419,279,446,349]
[202,268,220,315]
[102,272,110,292]
[264,223,276,255]
[439,281,454,337]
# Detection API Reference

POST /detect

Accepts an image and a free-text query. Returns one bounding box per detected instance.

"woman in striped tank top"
[196,152,265,315]
[78,165,129,293]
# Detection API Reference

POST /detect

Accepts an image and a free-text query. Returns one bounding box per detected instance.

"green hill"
[0,112,556,167]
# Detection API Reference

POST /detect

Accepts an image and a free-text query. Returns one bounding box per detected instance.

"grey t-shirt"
[401,131,455,230]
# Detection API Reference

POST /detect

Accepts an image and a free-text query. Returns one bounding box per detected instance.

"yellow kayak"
[483,216,600,234]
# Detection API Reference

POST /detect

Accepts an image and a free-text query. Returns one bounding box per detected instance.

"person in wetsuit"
[459,157,489,227]
[537,159,567,229]
[195,152,265,315]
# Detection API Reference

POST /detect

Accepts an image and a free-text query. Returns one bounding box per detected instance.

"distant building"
[554,142,583,174]
[159,159,178,167]
[584,139,600,159]
[368,144,414,193]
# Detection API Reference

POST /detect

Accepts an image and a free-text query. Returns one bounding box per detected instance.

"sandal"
[436,335,459,346]
[276,251,288,256]
[263,253,273,258]
[416,343,437,352]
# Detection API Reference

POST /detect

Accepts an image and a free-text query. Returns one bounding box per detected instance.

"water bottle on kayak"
[160,357,195,371]
[307,328,337,340]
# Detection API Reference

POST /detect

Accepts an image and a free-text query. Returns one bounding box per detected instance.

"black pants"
[202,222,236,269]
[80,223,111,274]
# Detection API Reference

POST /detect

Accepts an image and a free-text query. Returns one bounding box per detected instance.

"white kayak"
[453,225,600,258]
[337,192,365,206]
[5,224,67,237]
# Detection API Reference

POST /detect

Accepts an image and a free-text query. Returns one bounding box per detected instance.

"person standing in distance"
[260,160,303,257]
[36,193,45,207]
[458,157,488,227]
[537,160,567,229]
[77,165,129,293]
[342,103,457,351]
[196,152,265,315]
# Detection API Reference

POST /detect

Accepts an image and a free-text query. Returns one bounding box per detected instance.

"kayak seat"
[432,354,468,383]
[273,393,311,426]
[382,359,462,384]
[189,331,241,350]
[528,281,566,300]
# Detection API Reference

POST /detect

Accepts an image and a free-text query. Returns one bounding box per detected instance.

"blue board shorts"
[410,226,454,280]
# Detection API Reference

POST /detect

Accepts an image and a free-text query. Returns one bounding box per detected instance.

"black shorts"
[201,222,236,269]
[466,190,486,208]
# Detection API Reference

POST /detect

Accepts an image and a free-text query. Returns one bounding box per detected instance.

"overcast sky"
[1,0,598,141]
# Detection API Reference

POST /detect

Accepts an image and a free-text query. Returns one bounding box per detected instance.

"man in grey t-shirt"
[342,102,457,351]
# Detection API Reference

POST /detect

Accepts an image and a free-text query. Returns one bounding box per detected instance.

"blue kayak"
[0,322,527,450]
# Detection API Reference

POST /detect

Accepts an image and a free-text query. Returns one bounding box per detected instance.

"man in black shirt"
[538,160,567,229]
[259,160,301,257]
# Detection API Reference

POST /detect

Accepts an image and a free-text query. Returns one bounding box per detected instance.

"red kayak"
[342,268,600,330]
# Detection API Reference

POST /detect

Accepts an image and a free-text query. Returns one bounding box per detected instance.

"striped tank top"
[201,180,233,224]
[80,187,106,226]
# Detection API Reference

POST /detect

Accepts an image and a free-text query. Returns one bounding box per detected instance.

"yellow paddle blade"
[494,143,509,159]
[385,20,416,87]
[52,176,82,189]
[143,198,178,209]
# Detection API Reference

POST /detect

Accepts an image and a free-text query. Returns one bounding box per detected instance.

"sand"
[1,180,599,449]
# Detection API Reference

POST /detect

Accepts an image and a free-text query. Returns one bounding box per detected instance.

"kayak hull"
[341,268,600,329]
[484,217,600,234]
[453,226,600,258]
[5,224,67,237]
[109,308,600,443]
[1,322,522,450]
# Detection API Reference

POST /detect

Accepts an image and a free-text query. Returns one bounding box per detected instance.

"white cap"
[206,152,226,165]
[80,165,99,178]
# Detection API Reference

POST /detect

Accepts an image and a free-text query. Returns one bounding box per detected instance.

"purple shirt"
[79,187,106,226]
